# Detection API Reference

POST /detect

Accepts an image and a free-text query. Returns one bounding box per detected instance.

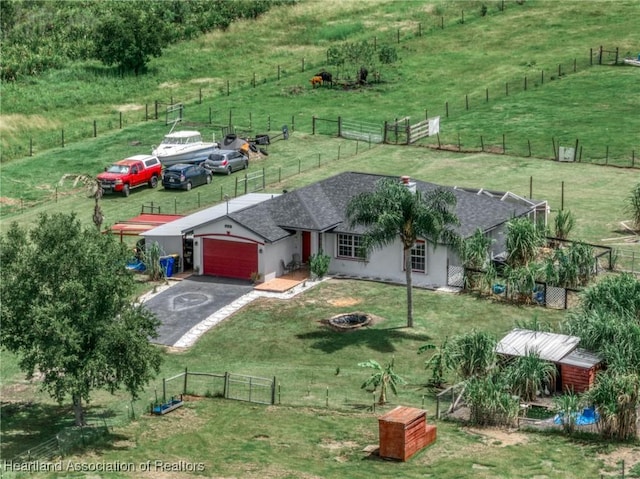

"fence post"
[301,57,305,72]
[465,94,469,110]
[244,174,248,194]
[505,82,509,96]
[162,378,166,404]
[183,367,188,395]
[93,120,97,138]
[318,153,321,168]
[61,129,65,148]
[561,181,564,210]
[326,387,329,407]
[338,145,341,160]
[527,139,531,157]
[541,69,544,85]
[278,65,281,80]
[480,135,484,152]
[224,372,229,399]
[199,87,202,104]
[30,138,33,156]
[119,112,122,129]
[502,134,506,154]
[445,101,449,118]
[383,121,388,143]
[524,76,527,91]
[272,377,276,405]
[486,88,489,102]
[262,168,265,190]
[312,116,316,135]
[338,116,342,137]
[227,80,230,96]
[298,159,301,174]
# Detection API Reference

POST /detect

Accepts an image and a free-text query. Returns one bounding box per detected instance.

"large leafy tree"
[347,178,460,327]
[94,2,170,75]
[0,213,163,426]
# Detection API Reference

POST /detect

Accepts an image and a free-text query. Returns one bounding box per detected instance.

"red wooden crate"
[378,406,436,461]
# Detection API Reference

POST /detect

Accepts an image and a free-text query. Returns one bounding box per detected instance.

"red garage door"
[202,239,258,280]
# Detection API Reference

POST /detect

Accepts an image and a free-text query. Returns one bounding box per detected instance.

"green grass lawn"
[3,280,636,478]
[1,0,640,477]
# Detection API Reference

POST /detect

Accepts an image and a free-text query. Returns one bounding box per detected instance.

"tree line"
[0,0,291,81]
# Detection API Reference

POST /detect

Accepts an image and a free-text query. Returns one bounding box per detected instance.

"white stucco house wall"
[143,172,548,289]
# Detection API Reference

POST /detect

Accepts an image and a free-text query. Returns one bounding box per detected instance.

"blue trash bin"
[159,256,174,277]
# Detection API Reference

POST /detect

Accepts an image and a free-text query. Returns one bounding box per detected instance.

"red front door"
[302,231,311,262]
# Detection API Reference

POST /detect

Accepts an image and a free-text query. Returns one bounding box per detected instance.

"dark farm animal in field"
[310,75,323,88]
[315,71,333,86]
[357,66,368,85]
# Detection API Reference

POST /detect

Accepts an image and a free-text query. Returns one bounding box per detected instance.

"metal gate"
[225,373,275,405]
[339,118,383,143]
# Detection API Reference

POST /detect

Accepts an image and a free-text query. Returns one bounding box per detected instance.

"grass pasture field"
[1,0,640,478]
[6,280,640,479]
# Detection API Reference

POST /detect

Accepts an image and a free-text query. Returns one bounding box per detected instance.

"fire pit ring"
[327,312,371,331]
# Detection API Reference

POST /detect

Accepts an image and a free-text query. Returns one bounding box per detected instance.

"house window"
[337,234,365,259]
[410,240,426,273]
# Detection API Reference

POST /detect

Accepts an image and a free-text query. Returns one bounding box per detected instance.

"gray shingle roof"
[229,172,536,243]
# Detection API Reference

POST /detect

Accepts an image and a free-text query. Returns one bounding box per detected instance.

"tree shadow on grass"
[296,326,433,354]
[0,401,131,460]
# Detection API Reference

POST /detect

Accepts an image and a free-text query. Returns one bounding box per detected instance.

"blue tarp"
[126,259,146,271]
[554,407,599,426]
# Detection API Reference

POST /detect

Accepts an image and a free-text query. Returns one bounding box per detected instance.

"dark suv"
[203,150,248,175]
[162,163,212,191]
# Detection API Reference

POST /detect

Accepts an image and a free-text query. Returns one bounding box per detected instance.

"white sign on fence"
[429,116,440,136]
[558,146,575,162]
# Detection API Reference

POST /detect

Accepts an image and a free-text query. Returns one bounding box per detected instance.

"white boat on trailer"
[152,130,219,166]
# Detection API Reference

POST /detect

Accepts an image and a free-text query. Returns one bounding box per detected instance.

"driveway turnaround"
[143,276,255,347]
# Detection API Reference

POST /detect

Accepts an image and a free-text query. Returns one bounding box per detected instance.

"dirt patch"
[0,197,21,206]
[319,439,359,450]
[328,297,361,307]
[597,446,640,477]
[115,104,144,113]
[464,427,529,447]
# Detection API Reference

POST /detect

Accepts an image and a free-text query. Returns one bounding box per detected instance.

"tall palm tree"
[347,178,460,327]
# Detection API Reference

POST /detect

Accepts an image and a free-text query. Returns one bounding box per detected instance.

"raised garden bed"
[151,395,184,415]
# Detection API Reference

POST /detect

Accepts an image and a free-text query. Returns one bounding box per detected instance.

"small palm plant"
[460,228,494,291]
[625,182,640,232]
[505,217,545,267]
[358,357,407,405]
[553,389,581,434]
[505,349,557,402]
[553,209,575,242]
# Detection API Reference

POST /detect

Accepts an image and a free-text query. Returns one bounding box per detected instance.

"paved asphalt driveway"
[144,276,254,347]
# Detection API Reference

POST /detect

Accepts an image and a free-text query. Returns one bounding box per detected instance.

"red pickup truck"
[97,155,162,197]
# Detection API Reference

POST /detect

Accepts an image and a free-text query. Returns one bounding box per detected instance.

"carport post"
[162,378,166,404]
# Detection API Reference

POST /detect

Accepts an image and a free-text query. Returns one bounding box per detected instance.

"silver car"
[203,150,248,175]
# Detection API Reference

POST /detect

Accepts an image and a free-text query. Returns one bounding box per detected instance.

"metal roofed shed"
[496,328,602,393]
[495,328,580,363]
